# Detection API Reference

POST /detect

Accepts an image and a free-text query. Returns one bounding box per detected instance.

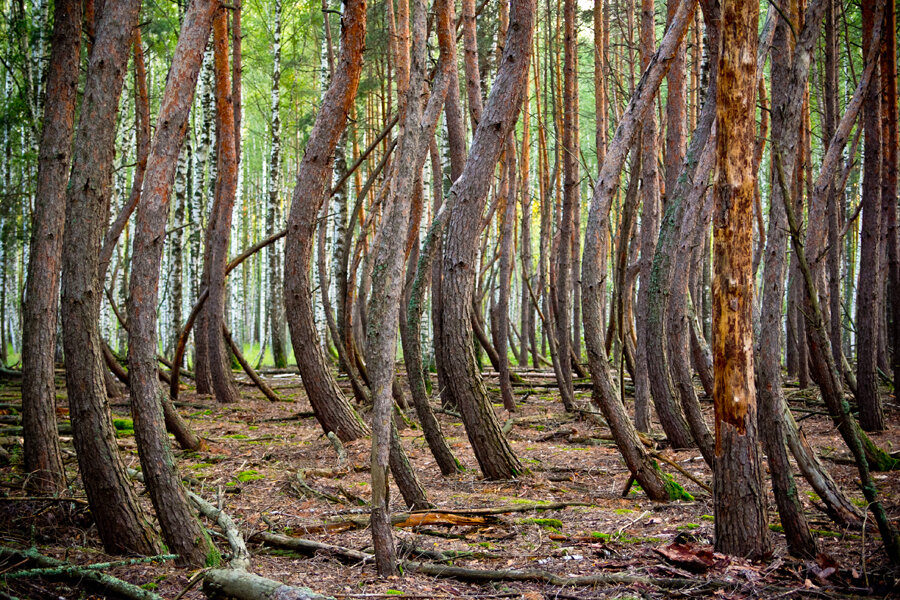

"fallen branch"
[203,569,335,600]
[327,431,348,466]
[0,546,167,600]
[186,490,251,570]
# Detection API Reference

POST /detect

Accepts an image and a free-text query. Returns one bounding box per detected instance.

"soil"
[0,367,897,599]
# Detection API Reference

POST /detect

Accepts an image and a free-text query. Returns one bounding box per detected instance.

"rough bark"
[554,0,578,412]
[283,0,370,442]
[60,0,159,556]
[711,0,770,559]
[206,7,241,405]
[21,0,80,494]
[855,0,884,432]
[126,0,219,567]
[366,0,453,572]
[582,0,699,501]
[880,0,899,391]
[438,0,534,480]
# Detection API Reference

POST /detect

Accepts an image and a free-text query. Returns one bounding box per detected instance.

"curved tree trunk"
[283,0,369,443]
[635,0,693,449]
[366,0,453,572]
[582,0,699,502]
[60,0,159,557]
[127,0,219,567]
[437,0,534,480]
[21,0,80,494]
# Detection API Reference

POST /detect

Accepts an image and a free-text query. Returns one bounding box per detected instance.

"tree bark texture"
[284,0,370,442]
[711,0,770,559]
[21,0,80,494]
[127,0,219,567]
[438,0,535,480]
[60,0,159,556]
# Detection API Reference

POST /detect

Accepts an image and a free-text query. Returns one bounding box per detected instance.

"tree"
[855,0,885,432]
[205,5,241,405]
[60,0,159,556]
[284,0,370,443]
[711,0,770,559]
[268,0,287,369]
[582,0,698,502]
[127,0,219,567]
[437,0,535,481]
[21,0,80,494]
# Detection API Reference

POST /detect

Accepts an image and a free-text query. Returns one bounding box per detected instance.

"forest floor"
[0,366,898,599]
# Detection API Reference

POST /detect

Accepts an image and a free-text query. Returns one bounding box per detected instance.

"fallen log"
[203,569,335,600]
[0,546,169,600]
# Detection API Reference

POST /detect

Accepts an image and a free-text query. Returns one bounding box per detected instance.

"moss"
[700,514,714,522]
[224,434,249,440]
[113,418,133,430]
[614,508,635,515]
[140,583,158,591]
[205,546,222,567]
[522,518,563,529]
[652,463,695,501]
[115,429,134,438]
[188,462,214,470]
[677,523,700,531]
[236,469,264,482]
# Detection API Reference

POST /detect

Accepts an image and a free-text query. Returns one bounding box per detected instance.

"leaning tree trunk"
[205,7,241,405]
[366,0,453,573]
[59,0,159,557]
[755,0,826,560]
[437,0,535,481]
[284,0,369,442]
[582,0,699,502]
[711,0,770,559]
[21,0,80,494]
[635,0,693,449]
[127,0,219,567]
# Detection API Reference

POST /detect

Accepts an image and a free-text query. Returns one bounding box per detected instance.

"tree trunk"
[60,0,159,557]
[21,0,80,494]
[402,138,462,477]
[268,0,287,369]
[206,7,241,405]
[553,0,578,413]
[438,0,534,481]
[880,0,899,390]
[284,0,369,443]
[127,0,219,567]
[855,0,885,432]
[583,0,699,502]
[367,0,453,572]
[492,135,518,412]
[711,0,770,559]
